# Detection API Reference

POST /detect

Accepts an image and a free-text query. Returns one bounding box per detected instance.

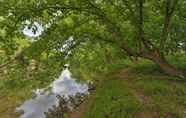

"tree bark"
[142,51,186,78]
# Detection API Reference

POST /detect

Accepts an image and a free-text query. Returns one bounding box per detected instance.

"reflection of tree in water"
[16,67,90,118]
[45,93,86,118]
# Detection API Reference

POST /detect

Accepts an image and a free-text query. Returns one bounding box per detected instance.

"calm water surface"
[16,68,89,118]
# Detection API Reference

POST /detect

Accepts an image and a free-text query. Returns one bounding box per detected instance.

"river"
[16,66,89,118]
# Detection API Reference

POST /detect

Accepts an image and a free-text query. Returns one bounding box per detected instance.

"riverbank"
[73,68,186,118]
[0,57,186,118]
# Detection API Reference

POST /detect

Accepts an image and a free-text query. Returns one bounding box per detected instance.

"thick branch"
[86,1,138,57]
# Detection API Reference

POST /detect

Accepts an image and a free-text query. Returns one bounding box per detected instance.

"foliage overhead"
[0,0,186,77]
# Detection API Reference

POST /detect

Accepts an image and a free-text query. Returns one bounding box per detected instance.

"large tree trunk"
[142,51,186,78]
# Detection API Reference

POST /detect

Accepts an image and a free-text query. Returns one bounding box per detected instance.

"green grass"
[133,76,186,117]
[82,55,186,118]
[107,59,133,72]
[82,74,186,118]
[167,53,186,70]
[83,79,142,118]
[135,78,172,95]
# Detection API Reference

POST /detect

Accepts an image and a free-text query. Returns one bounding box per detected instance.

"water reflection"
[16,66,89,118]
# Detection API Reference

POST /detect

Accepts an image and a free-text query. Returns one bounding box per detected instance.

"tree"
[0,0,186,78]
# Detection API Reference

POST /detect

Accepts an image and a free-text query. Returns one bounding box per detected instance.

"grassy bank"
[83,72,186,118]
[82,55,186,118]
[83,79,141,118]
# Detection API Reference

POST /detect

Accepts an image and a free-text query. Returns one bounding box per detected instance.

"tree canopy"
[0,0,186,78]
